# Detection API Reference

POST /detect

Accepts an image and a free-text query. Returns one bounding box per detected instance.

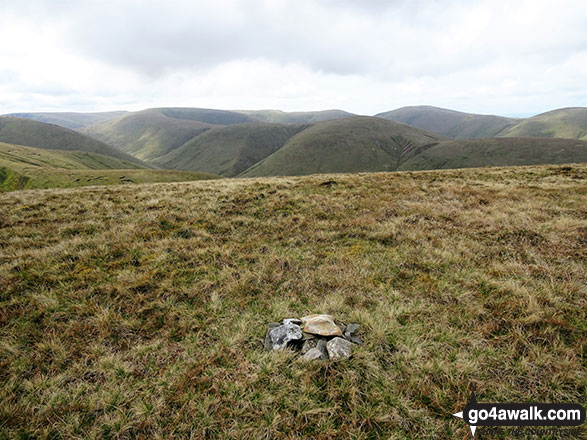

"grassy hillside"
[500,107,587,140]
[155,123,309,177]
[0,142,217,191]
[4,111,128,130]
[237,109,355,124]
[399,137,587,171]
[0,142,144,170]
[82,108,259,161]
[376,105,519,138]
[0,164,584,438]
[0,116,148,167]
[240,116,441,177]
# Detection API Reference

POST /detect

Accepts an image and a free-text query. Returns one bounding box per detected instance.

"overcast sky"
[1,0,586,116]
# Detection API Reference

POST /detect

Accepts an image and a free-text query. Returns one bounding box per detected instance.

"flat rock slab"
[301,314,342,337]
[269,323,303,350]
[326,337,353,360]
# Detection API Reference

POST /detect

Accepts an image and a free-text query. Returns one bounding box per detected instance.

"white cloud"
[0,0,586,115]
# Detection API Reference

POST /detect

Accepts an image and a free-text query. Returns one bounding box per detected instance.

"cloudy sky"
[1,0,586,116]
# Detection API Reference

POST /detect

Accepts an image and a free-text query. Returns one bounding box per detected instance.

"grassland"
[0,164,585,439]
[0,142,218,191]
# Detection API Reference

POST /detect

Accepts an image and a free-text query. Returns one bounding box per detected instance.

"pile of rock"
[263,314,363,361]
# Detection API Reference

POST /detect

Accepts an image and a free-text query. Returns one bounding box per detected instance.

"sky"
[1,0,586,117]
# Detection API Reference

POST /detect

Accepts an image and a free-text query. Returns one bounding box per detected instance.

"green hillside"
[0,142,217,191]
[0,116,148,167]
[0,142,144,171]
[500,107,587,140]
[237,109,355,124]
[399,137,587,171]
[240,116,441,177]
[81,108,259,161]
[376,105,519,138]
[4,111,128,130]
[1,164,584,438]
[155,123,308,176]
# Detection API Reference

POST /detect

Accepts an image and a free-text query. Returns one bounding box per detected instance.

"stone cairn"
[263,314,363,361]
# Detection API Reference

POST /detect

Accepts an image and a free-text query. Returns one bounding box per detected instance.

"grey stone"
[264,322,281,351]
[349,336,364,345]
[302,332,316,340]
[269,323,303,350]
[283,318,302,325]
[326,337,353,360]
[301,339,317,355]
[316,339,328,351]
[301,347,327,361]
[345,323,360,336]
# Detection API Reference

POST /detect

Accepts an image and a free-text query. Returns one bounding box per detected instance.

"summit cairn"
[263,314,362,361]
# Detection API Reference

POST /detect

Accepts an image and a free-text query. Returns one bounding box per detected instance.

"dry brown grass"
[0,164,586,439]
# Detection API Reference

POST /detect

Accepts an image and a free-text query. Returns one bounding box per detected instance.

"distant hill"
[0,116,148,167]
[3,111,128,130]
[240,116,442,177]
[499,107,587,140]
[236,109,355,124]
[398,137,587,171]
[376,106,519,138]
[0,142,217,191]
[81,107,259,161]
[155,123,308,177]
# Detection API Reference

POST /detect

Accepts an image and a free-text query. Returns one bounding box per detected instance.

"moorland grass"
[0,165,585,439]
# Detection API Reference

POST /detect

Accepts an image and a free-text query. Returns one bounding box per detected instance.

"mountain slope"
[0,142,145,171]
[240,116,442,177]
[499,107,587,140]
[399,137,587,171]
[155,123,308,177]
[4,111,128,130]
[0,142,217,191]
[237,109,355,124]
[376,105,519,138]
[81,107,259,161]
[0,116,148,167]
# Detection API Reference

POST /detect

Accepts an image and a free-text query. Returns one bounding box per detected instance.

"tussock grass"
[0,165,585,439]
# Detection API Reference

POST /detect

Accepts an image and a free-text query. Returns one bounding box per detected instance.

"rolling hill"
[3,111,128,130]
[236,109,355,124]
[0,142,217,191]
[398,137,587,171]
[0,116,148,167]
[239,116,442,177]
[499,107,587,140]
[81,107,259,161]
[375,105,519,138]
[154,123,309,177]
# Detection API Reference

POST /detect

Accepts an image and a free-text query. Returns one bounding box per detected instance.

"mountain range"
[1,105,585,188]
